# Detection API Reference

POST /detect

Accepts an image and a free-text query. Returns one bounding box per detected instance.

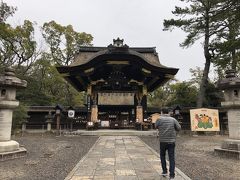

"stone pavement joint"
[65,136,191,180]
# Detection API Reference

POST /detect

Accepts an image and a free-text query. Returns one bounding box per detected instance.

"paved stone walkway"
[65,136,190,180]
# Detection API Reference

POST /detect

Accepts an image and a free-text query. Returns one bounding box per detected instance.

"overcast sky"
[6,0,208,81]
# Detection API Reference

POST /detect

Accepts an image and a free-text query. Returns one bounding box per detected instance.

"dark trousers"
[160,142,175,178]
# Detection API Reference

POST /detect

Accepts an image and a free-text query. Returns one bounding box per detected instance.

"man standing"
[155,108,181,179]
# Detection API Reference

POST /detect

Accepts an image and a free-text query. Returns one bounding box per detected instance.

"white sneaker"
[161,172,168,177]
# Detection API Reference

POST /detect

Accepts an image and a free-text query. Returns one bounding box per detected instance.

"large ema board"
[190,108,220,131]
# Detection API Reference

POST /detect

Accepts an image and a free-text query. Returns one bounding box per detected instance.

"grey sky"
[6,0,207,81]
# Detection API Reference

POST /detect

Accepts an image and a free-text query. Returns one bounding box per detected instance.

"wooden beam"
[65,76,83,91]
[147,76,159,89]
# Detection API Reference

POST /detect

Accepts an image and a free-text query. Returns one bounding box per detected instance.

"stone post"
[0,68,27,160]
[215,70,240,159]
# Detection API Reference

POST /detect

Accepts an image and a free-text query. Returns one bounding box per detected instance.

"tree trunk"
[197,6,211,108]
[231,50,237,71]
[197,57,211,107]
[229,25,237,71]
[65,83,74,106]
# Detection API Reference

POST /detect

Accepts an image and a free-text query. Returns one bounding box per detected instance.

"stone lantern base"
[214,139,240,160]
[0,68,27,161]
[0,140,27,161]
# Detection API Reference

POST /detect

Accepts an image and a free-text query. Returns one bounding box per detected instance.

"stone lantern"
[173,105,183,124]
[0,68,27,160]
[215,70,240,159]
[45,111,53,132]
[21,115,30,132]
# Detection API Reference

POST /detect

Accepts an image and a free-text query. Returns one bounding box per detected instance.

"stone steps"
[63,129,159,136]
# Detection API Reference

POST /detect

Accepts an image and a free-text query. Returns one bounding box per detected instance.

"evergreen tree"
[212,0,240,74]
[163,0,222,107]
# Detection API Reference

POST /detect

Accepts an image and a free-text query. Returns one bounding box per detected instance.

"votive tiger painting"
[190,108,220,131]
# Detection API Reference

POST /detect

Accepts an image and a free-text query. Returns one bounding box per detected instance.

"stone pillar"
[0,68,27,160]
[227,109,240,139]
[47,122,51,131]
[215,70,240,159]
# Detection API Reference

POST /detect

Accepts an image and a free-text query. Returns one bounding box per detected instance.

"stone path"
[65,136,191,180]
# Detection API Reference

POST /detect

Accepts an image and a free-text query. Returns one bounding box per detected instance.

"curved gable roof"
[56,39,179,92]
[70,46,162,68]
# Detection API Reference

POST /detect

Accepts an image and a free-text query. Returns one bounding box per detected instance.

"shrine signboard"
[98,93,134,105]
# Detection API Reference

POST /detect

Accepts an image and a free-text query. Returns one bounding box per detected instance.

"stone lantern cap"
[0,68,27,88]
[45,112,53,123]
[22,115,30,123]
[218,69,240,90]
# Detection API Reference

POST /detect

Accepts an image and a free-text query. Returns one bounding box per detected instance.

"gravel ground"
[0,134,98,180]
[140,135,240,180]
[1,134,240,180]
